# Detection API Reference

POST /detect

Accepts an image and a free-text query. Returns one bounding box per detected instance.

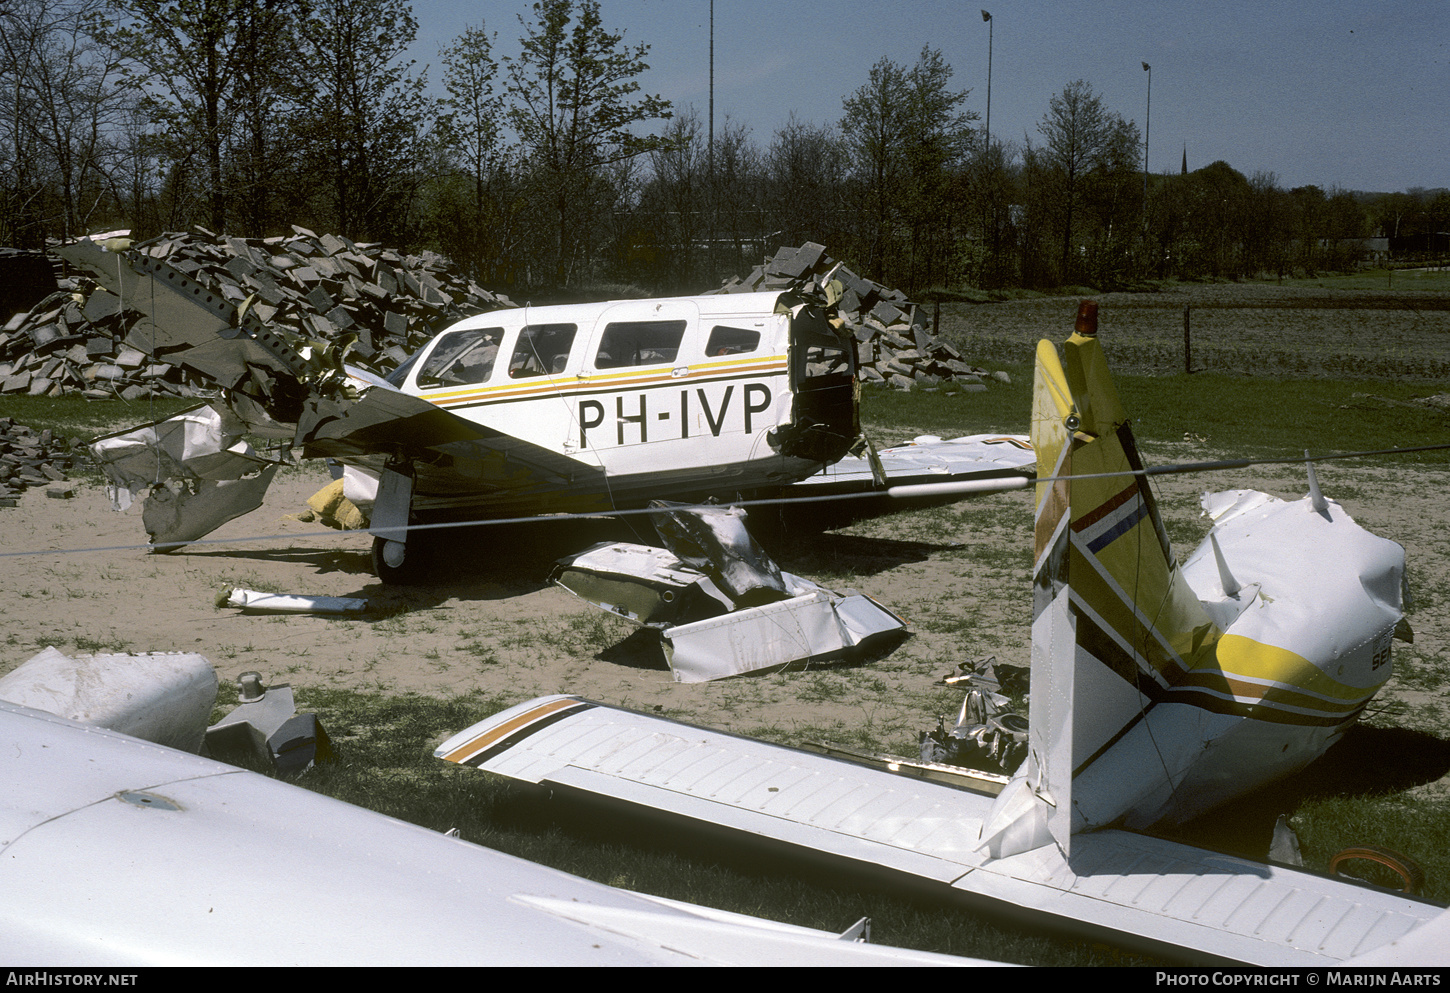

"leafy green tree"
[225,0,303,236]
[506,0,672,286]
[840,55,906,281]
[839,46,974,288]
[436,21,515,281]
[897,46,974,288]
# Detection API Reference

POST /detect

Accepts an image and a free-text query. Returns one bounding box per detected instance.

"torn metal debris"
[552,505,908,681]
[204,671,334,776]
[225,588,368,615]
[90,404,283,548]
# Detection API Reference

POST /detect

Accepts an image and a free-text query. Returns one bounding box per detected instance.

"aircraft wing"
[54,239,309,396]
[0,695,994,966]
[438,696,1445,967]
[772,433,1035,529]
[296,386,603,491]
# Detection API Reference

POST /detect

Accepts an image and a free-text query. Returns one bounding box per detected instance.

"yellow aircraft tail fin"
[983,302,1221,857]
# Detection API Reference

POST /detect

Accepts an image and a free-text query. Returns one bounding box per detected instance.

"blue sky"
[408,1,1448,194]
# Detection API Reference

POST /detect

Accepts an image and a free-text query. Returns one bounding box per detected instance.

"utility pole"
[982,11,992,154]
[1142,61,1151,227]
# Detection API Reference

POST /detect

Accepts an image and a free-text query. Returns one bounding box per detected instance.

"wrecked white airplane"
[60,240,1033,583]
[0,648,993,966]
[434,302,1443,965]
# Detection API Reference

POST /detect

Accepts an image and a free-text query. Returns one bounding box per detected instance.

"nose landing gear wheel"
[372,534,429,585]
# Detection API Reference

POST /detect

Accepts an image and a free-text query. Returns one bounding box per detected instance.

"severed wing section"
[437,695,1443,966]
[773,433,1035,530]
[55,239,309,402]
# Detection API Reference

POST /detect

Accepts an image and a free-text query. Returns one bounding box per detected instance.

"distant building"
[1388,232,1450,257]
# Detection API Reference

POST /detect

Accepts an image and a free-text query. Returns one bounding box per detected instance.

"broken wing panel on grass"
[551,537,907,682]
[660,584,906,682]
[436,696,1443,966]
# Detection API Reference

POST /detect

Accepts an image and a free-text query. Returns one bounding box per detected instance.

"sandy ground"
[1,444,1446,778]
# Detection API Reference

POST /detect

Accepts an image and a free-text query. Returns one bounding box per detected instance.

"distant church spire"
[1181,144,1188,175]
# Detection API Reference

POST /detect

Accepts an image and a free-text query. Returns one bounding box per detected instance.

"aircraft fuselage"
[372,291,857,515]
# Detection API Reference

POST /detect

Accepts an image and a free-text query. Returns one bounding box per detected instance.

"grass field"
[938,279,1450,381]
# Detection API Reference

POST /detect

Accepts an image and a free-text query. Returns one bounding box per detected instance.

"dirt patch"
[1,446,1445,770]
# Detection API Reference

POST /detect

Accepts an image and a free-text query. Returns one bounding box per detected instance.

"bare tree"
[639,108,705,290]
[506,0,672,286]
[1,0,126,243]
[1035,79,1138,282]
[764,114,846,255]
[95,0,255,233]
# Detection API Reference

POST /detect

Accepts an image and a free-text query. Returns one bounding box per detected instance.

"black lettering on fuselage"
[744,383,772,433]
[698,385,733,437]
[578,381,773,449]
[578,399,605,448]
[617,394,647,444]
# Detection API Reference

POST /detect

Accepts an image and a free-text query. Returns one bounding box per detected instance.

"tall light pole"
[981,11,992,156]
[709,0,715,276]
[1142,61,1151,221]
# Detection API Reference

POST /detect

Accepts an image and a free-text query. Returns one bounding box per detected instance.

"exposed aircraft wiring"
[4,442,1447,562]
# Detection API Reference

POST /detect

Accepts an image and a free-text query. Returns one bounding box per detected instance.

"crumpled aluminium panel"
[552,541,907,682]
[90,405,282,548]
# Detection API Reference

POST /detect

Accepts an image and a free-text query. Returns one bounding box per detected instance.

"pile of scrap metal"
[710,242,1010,391]
[0,647,330,776]
[3,228,514,400]
[919,658,1029,775]
[551,502,907,682]
[0,418,85,504]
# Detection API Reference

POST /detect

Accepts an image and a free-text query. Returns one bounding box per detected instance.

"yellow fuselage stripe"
[422,357,788,408]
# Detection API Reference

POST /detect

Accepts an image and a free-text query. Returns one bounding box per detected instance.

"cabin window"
[415,327,503,388]
[508,323,577,378]
[594,320,687,369]
[704,325,760,357]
